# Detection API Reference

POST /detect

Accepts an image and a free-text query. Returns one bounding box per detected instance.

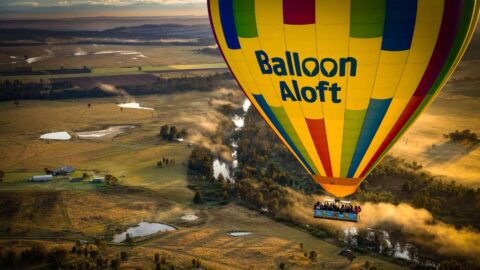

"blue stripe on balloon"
[381,0,417,51]
[219,0,241,49]
[253,94,315,175]
[347,98,392,177]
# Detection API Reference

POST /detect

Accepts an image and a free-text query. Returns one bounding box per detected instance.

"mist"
[282,189,480,264]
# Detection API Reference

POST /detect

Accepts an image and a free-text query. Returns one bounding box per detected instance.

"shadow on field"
[420,141,479,165]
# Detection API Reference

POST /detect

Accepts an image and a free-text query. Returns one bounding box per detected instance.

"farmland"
[0,90,406,269]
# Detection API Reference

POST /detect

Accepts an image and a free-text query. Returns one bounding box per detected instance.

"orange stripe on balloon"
[305,118,333,177]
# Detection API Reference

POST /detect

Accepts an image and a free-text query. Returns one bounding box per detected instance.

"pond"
[227,231,252,237]
[118,102,154,110]
[181,214,198,221]
[213,159,232,180]
[77,125,135,139]
[112,222,176,243]
[40,131,71,140]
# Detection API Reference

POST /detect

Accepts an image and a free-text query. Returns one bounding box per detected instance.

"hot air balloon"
[208,0,480,198]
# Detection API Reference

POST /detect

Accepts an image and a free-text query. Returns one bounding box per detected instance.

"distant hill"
[0,16,210,31]
[0,23,214,46]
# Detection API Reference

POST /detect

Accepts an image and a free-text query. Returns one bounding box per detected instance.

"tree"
[439,259,466,270]
[0,170,4,182]
[346,253,356,264]
[120,251,128,261]
[193,191,202,204]
[14,100,19,107]
[125,233,134,244]
[252,191,264,208]
[179,129,188,138]
[279,262,286,270]
[160,125,169,139]
[20,243,47,263]
[4,250,17,267]
[110,258,121,270]
[94,238,106,252]
[308,251,317,262]
[168,126,178,141]
[268,199,280,213]
[105,174,119,186]
[96,256,107,268]
[154,252,160,263]
[47,247,67,268]
[222,190,229,200]
[90,250,98,260]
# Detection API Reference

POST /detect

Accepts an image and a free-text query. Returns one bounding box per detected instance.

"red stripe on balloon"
[413,0,464,97]
[359,96,421,177]
[306,118,333,177]
[360,0,463,177]
[283,0,315,25]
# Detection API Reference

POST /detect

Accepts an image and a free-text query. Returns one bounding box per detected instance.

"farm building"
[91,177,105,183]
[31,175,53,182]
[54,165,75,175]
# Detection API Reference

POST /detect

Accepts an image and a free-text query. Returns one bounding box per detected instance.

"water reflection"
[343,226,437,266]
[212,99,251,182]
[112,222,176,243]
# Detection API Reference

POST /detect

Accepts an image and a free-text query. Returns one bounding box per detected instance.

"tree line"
[0,72,233,101]
[356,156,480,229]
[160,125,187,141]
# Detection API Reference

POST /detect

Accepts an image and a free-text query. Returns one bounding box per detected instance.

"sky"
[0,0,208,18]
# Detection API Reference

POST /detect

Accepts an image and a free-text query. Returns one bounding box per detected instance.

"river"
[212,99,251,181]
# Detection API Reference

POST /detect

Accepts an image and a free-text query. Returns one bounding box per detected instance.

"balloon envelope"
[208,0,479,197]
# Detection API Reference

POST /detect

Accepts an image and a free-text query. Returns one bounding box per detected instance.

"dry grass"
[390,59,480,187]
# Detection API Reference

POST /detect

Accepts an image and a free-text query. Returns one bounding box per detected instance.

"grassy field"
[0,90,240,199]
[1,62,227,81]
[0,88,409,269]
[390,59,480,188]
[0,45,223,70]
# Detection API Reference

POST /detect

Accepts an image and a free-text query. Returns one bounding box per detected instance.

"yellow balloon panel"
[208,0,479,197]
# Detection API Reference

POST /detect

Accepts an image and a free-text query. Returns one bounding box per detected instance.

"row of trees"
[160,125,187,141]
[358,156,480,229]
[0,72,233,101]
[443,129,478,144]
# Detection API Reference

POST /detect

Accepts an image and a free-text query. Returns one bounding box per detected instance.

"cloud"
[1,0,205,7]
[361,202,480,264]
[58,0,206,6]
[3,1,40,6]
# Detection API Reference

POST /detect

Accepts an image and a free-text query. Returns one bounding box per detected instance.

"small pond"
[112,222,176,243]
[40,131,71,140]
[227,231,252,237]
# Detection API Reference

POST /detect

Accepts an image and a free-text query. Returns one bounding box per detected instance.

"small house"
[91,177,105,183]
[31,175,53,182]
[54,165,75,176]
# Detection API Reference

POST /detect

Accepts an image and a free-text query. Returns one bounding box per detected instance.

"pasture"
[0,44,224,78]
[0,89,406,269]
[390,59,480,187]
